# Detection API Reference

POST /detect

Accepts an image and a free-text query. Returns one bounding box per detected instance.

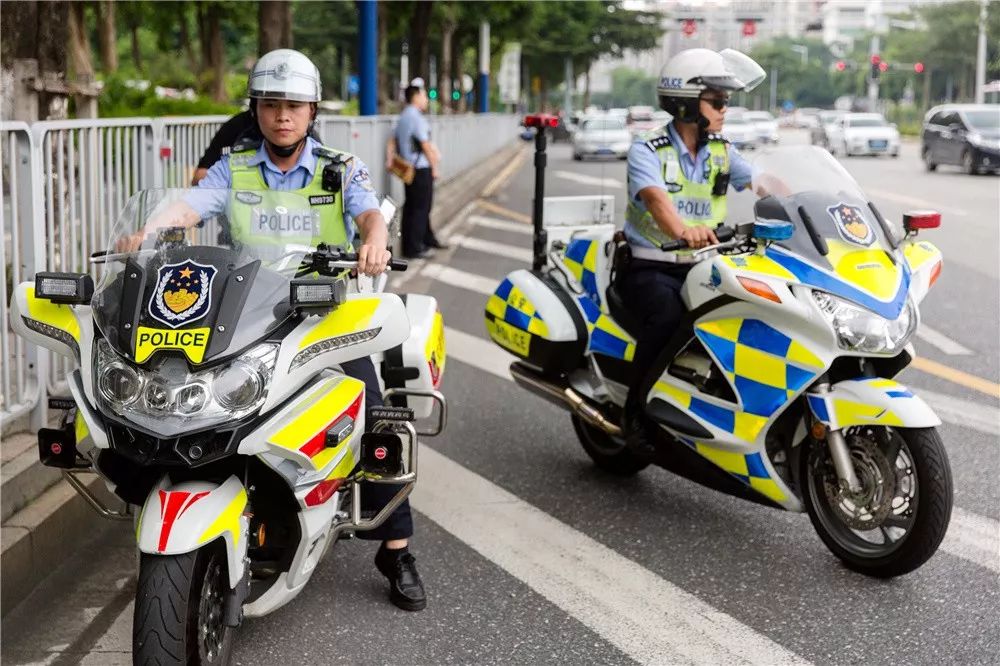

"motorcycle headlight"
[813,291,916,354]
[95,340,278,435]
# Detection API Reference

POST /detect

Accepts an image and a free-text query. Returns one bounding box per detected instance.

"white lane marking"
[553,169,625,189]
[915,324,973,356]
[944,508,1000,574]
[447,326,1000,572]
[865,188,968,217]
[451,234,533,263]
[918,387,999,437]
[412,446,809,665]
[423,264,498,296]
[445,326,513,380]
[468,214,532,235]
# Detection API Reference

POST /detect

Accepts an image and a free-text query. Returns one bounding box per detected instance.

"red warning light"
[835,61,847,72]
[914,62,925,74]
[879,61,889,73]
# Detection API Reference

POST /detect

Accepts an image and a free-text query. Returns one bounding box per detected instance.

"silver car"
[573,117,632,160]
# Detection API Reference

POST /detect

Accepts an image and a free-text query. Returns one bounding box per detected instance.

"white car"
[573,117,632,160]
[744,111,779,144]
[834,113,900,157]
[721,112,759,151]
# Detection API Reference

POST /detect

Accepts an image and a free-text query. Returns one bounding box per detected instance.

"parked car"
[721,111,759,151]
[921,103,1000,174]
[811,110,844,150]
[796,107,821,129]
[744,110,779,144]
[832,113,900,157]
[626,105,660,135]
[572,116,632,160]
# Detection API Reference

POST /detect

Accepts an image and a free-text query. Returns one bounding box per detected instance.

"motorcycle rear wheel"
[134,544,234,665]
[572,413,649,476]
[801,426,952,578]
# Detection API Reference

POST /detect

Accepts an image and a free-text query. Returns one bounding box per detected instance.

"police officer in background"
[387,78,445,259]
[142,49,427,611]
[620,48,764,456]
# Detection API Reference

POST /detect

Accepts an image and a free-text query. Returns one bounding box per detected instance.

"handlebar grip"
[659,238,687,252]
[658,225,735,252]
[389,258,409,272]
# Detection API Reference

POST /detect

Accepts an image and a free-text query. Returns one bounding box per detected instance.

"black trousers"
[401,167,437,256]
[340,357,413,541]
[617,263,693,408]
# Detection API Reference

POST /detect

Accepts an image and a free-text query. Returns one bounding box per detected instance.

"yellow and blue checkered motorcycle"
[485,142,951,578]
[11,189,446,664]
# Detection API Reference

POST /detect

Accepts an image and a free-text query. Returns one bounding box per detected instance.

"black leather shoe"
[402,248,436,260]
[375,545,427,611]
[425,240,450,250]
[624,406,658,460]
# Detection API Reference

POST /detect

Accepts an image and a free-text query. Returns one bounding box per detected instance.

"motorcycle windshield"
[749,146,908,317]
[92,188,326,365]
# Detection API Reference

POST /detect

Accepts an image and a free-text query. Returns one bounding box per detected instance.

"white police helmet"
[657,48,765,122]
[248,49,322,103]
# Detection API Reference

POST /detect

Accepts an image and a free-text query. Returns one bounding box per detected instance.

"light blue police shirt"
[190,136,380,243]
[624,122,753,248]
[395,105,431,169]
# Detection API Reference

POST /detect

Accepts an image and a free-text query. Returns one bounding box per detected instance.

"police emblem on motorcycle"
[828,203,875,246]
[148,260,217,328]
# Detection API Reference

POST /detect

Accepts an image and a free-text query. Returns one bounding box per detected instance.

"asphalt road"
[3,129,998,665]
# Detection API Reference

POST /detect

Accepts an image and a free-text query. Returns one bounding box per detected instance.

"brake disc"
[822,431,896,530]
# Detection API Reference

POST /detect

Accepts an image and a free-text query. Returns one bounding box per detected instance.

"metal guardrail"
[0,112,518,433]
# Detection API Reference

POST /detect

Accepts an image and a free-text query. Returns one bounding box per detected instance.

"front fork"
[812,382,863,493]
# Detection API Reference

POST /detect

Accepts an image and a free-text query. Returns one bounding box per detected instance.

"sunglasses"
[702,97,731,111]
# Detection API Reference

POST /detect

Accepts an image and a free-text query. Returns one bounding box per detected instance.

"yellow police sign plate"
[135,326,211,364]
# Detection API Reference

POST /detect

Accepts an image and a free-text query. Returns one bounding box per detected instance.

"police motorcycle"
[10,188,446,664]
[486,117,951,578]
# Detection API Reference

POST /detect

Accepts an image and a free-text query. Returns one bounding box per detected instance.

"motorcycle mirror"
[902,210,941,232]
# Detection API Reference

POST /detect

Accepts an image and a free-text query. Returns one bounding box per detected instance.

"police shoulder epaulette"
[706,132,729,144]
[230,136,262,153]
[645,134,671,151]
[313,146,352,163]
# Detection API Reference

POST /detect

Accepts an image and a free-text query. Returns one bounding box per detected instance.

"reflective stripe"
[25,287,81,343]
[229,146,350,249]
[197,488,248,549]
[299,298,381,350]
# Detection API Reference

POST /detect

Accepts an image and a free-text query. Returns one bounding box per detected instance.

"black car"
[921,104,1000,174]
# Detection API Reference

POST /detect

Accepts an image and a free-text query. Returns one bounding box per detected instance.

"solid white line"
[423,264,498,296]
[451,234,533,263]
[445,326,513,380]
[944,508,1000,574]
[412,446,809,665]
[865,187,968,217]
[468,214,532,235]
[915,324,973,356]
[919,387,999,437]
[553,169,625,189]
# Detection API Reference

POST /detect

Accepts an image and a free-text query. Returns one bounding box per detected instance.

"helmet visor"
[719,49,767,93]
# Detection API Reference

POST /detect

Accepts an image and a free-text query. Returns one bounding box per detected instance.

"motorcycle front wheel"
[133,544,234,665]
[801,426,953,578]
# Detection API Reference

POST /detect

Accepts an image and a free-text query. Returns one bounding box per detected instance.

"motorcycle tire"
[134,545,234,666]
[801,426,953,578]
[572,413,649,476]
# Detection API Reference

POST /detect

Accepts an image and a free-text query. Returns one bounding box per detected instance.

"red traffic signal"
[870,54,881,65]
[835,61,847,71]
[879,61,889,72]
[914,62,925,74]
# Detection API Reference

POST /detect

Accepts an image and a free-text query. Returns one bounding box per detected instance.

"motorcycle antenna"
[523,114,558,271]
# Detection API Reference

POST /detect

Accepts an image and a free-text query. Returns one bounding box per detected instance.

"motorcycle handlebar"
[658,225,736,252]
[315,249,408,273]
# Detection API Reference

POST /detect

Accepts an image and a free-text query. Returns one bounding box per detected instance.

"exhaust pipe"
[509,362,623,437]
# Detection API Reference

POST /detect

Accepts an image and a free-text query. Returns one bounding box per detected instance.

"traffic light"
[835,60,846,72]
[914,62,925,74]
[429,88,438,100]
[451,90,461,101]
[878,61,889,73]
[870,54,881,80]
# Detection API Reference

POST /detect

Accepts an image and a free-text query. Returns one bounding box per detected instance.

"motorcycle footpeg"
[359,432,405,477]
[38,426,83,469]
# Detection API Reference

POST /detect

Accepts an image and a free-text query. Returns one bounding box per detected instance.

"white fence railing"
[0,112,518,433]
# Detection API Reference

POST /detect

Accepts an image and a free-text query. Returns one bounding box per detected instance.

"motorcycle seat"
[605,282,644,340]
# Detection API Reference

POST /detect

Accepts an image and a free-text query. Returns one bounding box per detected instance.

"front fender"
[806,378,941,430]
[136,475,249,589]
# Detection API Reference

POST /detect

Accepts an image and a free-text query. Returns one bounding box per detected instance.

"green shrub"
[98,74,241,118]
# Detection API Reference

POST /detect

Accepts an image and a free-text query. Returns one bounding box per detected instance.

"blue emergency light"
[752,219,795,242]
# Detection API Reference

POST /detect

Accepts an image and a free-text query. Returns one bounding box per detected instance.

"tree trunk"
[583,65,591,109]
[259,1,287,53]
[98,1,118,72]
[410,1,433,79]
[178,3,197,73]
[377,0,388,111]
[281,1,293,48]
[207,6,226,102]
[68,2,94,79]
[130,22,142,74]
[36,0,71,119]
[453,35,465,113]
[922,67,931,111]
[441,22,454,114]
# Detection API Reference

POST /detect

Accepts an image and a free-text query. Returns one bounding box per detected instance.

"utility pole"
[563,58,573,114]
[478,21,490,113]
[867,34,881,111]
[358,0,377,115]
[769,67,777,112]
[400,41,409,95]
[975,0,989,104]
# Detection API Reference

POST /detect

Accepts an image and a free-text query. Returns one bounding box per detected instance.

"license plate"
[869,140,887,150]
[596,148,614,154]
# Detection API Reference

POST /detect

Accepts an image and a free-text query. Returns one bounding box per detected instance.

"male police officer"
[620,48,764,456]
[139,49,427,611]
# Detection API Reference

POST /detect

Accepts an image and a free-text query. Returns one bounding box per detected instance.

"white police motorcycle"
[11,189,446,664]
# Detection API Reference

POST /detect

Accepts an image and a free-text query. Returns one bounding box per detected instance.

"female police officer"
[620,48,765,457]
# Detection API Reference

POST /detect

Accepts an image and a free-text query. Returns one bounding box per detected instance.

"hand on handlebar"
[356,243,392,276]
[677,226,718,249]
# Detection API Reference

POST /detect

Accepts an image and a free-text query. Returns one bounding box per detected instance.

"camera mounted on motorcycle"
[38,424,84,469]
[34,272,94,305]
[751,219,795,242]
[290,276,347,310]
[359,431,404,477]
[902,210,940,234]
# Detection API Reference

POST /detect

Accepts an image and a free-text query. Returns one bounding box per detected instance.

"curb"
[0,140,522,618]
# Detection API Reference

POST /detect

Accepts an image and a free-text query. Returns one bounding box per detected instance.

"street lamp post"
[975,0,988,104]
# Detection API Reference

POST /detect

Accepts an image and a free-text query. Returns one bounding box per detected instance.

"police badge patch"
[235,191,263,205]
[828,202,875,246]
[148,260,217,328]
